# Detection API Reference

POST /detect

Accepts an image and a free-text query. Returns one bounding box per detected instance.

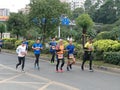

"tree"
[0,23,5,38]
[7,12,27,39]
[71,7,85,20]
[29,0,70,43]
[84,0,107,20]
[76,14,94,47]
[93,0,120,24]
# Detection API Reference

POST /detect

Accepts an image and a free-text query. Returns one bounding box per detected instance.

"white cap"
[59,39,63,42]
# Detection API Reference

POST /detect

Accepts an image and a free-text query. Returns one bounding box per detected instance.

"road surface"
[0,53,120,90]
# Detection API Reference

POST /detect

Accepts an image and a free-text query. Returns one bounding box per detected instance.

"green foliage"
[7,12,28,39]
[73,42,83,59]
[76,14,94,29]
[70,7,85,20]
[29,0,70,43]
[93,0,120,24]
[93,39,120,52]
[96,26,120,40]
[96,32,113,40]
[2,38,17,49]
[0,23,5,38]
[27,40,35,51]
[14,40,22,48]
[93,39,120,60]
[103,52,120,65]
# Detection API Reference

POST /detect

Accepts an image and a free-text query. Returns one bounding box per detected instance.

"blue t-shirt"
[49,41,57,52]
[23,41,29,49]
[32,43,43,54]
[49,41,57,46]
[24,41,28,46]
[66,44,75,54]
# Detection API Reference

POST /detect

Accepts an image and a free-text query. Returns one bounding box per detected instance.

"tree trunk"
[82,28,87,48]
[1,32,2,39]
[16,34,19,40]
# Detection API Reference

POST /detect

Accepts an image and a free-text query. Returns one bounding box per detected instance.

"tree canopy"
[29,0,70,42]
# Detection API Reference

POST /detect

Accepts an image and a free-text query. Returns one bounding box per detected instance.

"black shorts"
[0,45,2,48]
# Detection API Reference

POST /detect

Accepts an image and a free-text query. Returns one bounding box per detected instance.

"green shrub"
[28,40,35,51]
[103,52,120,65]
[73,42,83,59]
[93,39,120,60]
[15,40,22,48]
[3,38,17,49]
[96,32,112,40]
[93,39,120,52]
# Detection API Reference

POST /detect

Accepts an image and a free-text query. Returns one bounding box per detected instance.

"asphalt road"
[0,52,120,90]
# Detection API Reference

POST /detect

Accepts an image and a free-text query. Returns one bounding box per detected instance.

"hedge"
[2,38,83,59]
[93,39,120,60]
[103,52,120,65]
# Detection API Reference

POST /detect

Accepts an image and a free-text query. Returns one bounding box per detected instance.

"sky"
[0,0,30,12]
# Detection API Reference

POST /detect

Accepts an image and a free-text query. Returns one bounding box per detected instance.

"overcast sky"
[0,0,30,12]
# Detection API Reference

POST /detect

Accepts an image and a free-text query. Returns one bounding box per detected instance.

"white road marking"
[0,63,80,90]
[38,81,53,90]
[0,74,22,83]
[4,81,47,85]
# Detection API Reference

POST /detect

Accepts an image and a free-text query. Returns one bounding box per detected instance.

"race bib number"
[52,46,55,50]
[69,54,74,59]
[58,54,63,59]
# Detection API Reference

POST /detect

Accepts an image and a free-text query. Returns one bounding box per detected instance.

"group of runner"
[1,37,94,72]
[49,38,76,72]
[49,37,94,72]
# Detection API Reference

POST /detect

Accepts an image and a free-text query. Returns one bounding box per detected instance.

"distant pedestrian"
[81,38,94,72]
[56,39,65,72]
[23,38,29,50]
[49,37,57,64]
[32,39,43,70]
[66,40,76,71]
[16,41,27,72]
[0,38,3,53]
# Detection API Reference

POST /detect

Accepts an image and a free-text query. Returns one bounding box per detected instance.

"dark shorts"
[0,45,2,48]
[83,51,92,60]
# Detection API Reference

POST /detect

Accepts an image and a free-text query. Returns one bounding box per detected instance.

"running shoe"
[67,66,70,71]
[69,64,72,69]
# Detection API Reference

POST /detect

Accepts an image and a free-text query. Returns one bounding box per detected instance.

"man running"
[66,40,76,71]
[81,38,94,72]
[16,41,27,72]
[49,37,57,64]
[32,39,43,70]
[56,39,65,72]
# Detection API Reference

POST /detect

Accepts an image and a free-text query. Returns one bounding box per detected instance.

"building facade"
[0,8,9,21]
[0,8,9,16]
[60,0,84,10]
[18,5,30,14]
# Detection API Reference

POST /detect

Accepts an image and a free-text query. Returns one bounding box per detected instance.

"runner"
[16,41,27,72]
[0,38,3,53]
[49,37,57,64]
[32,39,43,70]
[23,38,29,50]
[56,39,65,72]
[66,40,76,71]
[81,38,94,72]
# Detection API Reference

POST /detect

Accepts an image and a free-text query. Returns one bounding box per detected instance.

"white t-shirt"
[16,45,27,57]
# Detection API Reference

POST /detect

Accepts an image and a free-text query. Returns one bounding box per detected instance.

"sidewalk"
[2,49,120,74]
